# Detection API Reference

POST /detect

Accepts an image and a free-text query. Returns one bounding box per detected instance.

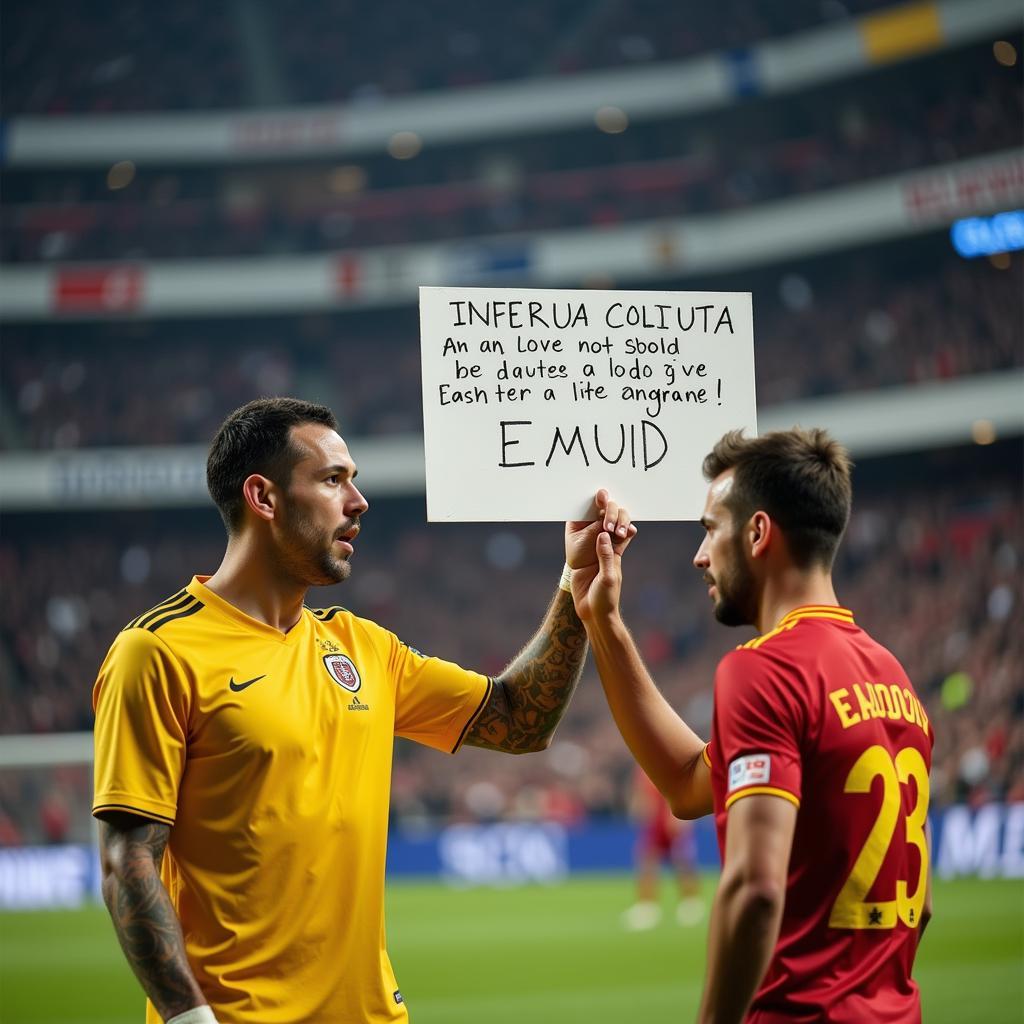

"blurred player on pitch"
[570,428,933,1024]
[91,397,635,1024]
[622,765,703,930]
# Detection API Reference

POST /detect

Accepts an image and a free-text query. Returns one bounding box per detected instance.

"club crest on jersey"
[728,753,771,792]
[323,654,361,692]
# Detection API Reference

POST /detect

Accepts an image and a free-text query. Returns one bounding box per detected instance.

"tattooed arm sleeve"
[98,812,209,1019]
[463,588,587,754]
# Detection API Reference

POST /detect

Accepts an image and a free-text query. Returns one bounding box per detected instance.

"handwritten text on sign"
[419,287,756,521]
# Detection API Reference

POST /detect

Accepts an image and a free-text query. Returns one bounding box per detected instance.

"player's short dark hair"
[207,397,339,533]
[703,427,853,569]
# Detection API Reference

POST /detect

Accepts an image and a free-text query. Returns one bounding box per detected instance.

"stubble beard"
[278,505,353,587]
[711,534,756,628]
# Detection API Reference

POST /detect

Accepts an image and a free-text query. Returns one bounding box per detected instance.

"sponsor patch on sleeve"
[728,753,771,792]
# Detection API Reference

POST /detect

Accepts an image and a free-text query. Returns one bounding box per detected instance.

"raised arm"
[98,812,211,1021]
[463,491,635,755]
[572,526,713,818]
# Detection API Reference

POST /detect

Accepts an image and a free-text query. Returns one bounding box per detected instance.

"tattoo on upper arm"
[464,591,587,754]
[99,815,205,1016]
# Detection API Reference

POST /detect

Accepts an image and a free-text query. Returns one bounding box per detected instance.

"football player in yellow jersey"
[92,397,636,1024]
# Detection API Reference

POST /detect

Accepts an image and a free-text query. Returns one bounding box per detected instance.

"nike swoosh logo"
[229,674,267,692]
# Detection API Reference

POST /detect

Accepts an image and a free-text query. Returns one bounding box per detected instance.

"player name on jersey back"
[828,681,930,736]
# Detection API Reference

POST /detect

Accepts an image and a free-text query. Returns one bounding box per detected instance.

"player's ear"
[748,510,772,560]
[241,473,278,523]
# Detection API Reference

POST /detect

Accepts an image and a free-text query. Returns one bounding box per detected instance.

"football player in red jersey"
[622,766,704,930]
[568,427,933,1024]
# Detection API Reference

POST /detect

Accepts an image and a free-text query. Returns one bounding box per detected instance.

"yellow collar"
[740,605,854,650]
[778,605,854,627]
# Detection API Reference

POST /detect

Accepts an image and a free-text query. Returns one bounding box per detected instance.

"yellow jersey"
[93,576,491,1023]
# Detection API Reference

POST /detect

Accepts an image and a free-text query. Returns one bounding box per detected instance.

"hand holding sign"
[565,488,638,623]
[419,286,757,521]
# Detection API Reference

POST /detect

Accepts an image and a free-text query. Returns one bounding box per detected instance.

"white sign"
[419,286,756,521]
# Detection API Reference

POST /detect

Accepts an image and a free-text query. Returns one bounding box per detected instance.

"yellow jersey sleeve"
[386,630,491,754]
[92,627,191,824]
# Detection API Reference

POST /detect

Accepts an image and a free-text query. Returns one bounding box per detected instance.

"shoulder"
[729,615,857,672]
[715,641,808,717]
[734,615,810,654]
[851,625,908,675]
[307,603,351,626]
[715,643,781,684]
[102,588,213,678]
[307,603,377,639]
[121,587,205,633]
[104,622,168,671]
[96,609,191,703]
[307,604,398,652]
[119,587,209,646]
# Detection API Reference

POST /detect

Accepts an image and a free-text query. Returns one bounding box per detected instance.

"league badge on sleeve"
[728,753,771,792]
[323,654,361,692]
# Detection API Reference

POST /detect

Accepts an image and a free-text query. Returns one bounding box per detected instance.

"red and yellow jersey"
[633,766,689,855]
[93,576,491,1024]
[707,605,934,1024]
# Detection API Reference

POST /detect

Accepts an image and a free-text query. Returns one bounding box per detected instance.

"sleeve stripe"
[136,591,196,630]
[92,803,176,825]
[724,786,800,810]
[701,744,712,768]
[450,677,494,753]
[124,588,188,631]
[148,600,204,633]
[311,606,346,622]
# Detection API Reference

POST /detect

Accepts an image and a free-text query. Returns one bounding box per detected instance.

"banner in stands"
[0,447,209,510]
[903,152,1024,222]
[52,266,144,314]
[2,806,1018,911]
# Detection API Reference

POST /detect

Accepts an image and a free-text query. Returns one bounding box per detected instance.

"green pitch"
[1,875,1021,1023]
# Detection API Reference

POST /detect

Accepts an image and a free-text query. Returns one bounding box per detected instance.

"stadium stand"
[0,446,1020,842]
[0,0,1020,853]
[277,0,898,101]
[1,0,246,114]
[3,0,899,115]
[2,238,1020,449]
[3,37,1019,261]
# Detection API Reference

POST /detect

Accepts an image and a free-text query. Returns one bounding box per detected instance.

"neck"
[204,533,308,634]
[754,564,838,636]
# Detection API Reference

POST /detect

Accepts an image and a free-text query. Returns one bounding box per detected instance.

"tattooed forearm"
[98,814,207,1019]
[465,589,587,753]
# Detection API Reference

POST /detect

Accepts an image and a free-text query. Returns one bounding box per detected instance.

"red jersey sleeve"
[713,647,806,810]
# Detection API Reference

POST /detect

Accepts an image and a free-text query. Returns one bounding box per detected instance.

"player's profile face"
[272,423,369,587]
[694,472,756,627]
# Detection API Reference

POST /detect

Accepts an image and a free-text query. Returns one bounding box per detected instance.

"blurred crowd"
[1,452,1020,843]
[3,0,894,115]
[0,0,1019,858]
[3,39,1020,263]
[2,242,1019,452]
